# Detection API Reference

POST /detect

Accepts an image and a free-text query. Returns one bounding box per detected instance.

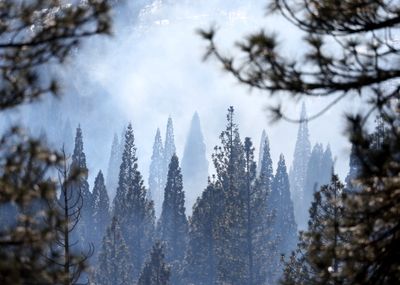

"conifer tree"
[92,171,110,257]
[95,218,133,285]
[52,147,94,285]
[272,155,298,257]
[211,107,247,284]
[212,107,276,284]
[202,1,400,283]
[289,104,311,225]
[164,117,176,175]
[113,124,136,217]
[257,129,267,176]
[181,112,208,215]
[257,134,279,283]
[106,134,121,201]
[258,134,274,191]
[113,123,155,280]
[138,242,170,285]
[149,128,164,217]
[182,181,222,285]
[157,154,188,261]
[70,126,94,247]
[163,117,176,190]
[281,174,346,285]
[302,144,333,229]
[157,154,188,283]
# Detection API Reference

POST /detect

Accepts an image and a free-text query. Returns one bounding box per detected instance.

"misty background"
[2,0,365,208]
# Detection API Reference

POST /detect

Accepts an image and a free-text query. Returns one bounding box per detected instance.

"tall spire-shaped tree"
[281,174,347,285]
[106,134,121,201]
[272,155,298,257]
[257,129,267,176]
[258,133,274,192]
[70,125,93,246]
[157,154,188,282]
[302,144,334,229]
[92,170,110,257]
[289,103,311,225]
[181,112,208,215]
[302,143,324,229]
[163,117,176,188]
[212,107,276,284]
[157,154,188,261]
[148,128,164,217]
[113,123,155,280]
[113,124,135,217]
[95,218,133,285]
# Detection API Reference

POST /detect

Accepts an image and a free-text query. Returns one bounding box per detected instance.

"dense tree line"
[201,0,400,284]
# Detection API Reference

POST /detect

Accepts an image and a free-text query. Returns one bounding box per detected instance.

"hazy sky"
[39,1,369,189]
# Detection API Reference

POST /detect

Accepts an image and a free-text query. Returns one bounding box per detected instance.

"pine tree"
[212,107,276,284]
[113,124,136,217]
[258,133,274,191]
[149,128,164,217]
[157,154,188,282]
[106,134,121,201]
[112,123,155,280]
[70,126,94,247]
[302,144,333,229]
[281,174,346,285]
[257,129,267,176]
[181,112,209,215]
[163,117,176,191]
[289,103,311,226]
[138,242,170,285]
[272,155,298,258]
[201,1,400,283]
[92,170,110,258]
[182,181,222,285]
[257,133,279,283]
[95,218,133,285]
[211,107,247,284]
[302,143,324,229]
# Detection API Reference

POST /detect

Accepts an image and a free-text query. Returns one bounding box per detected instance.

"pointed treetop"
[71,125,87,173]
[193,111,200,121]
[95,170,104,183]
[258,130,268,175]
[156,127,161,139]
[190,112,202,133]
[278,154,287,170]
[153,128,163,151]
[261,129,266,142]
[227,106,235,123]
[300,102,307,121]
[164,117,176,156]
